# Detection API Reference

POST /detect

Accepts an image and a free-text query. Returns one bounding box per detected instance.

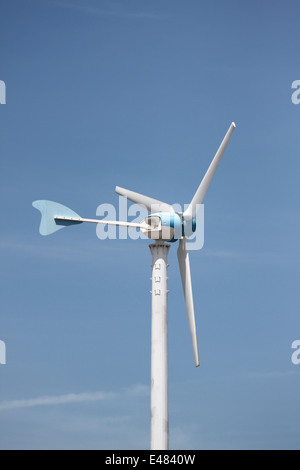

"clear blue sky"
[1,0,300,450]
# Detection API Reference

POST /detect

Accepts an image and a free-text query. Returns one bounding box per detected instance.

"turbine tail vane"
[32,200,83,236]
[33,200,148,236]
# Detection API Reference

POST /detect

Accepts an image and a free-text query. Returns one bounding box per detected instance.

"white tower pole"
[149,241,170,451]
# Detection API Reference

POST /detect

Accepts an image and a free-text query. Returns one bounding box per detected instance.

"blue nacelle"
[141,212,196,242]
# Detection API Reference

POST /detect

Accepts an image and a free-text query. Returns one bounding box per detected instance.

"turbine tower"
[33,122,236,450]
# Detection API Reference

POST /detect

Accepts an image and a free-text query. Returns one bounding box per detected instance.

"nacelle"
[141,212,196,242]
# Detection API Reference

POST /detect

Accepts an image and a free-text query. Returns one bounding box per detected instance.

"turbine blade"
[177,237,200,367]
[184,122,236,220]
[115,186,174,213]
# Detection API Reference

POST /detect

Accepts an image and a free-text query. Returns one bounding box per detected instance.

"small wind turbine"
[33,122,236,450]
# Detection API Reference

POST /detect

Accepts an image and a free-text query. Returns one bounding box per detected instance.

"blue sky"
[1,0,300,450]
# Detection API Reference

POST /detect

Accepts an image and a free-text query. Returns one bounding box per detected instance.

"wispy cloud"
[0,235,145,264]
[53,1,162,20]
[0,391,112,411]
[0,384,149,411]
[0,237,97,263]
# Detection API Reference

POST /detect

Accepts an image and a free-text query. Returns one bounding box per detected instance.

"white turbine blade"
[115,186,174,213]
[184,122,236,220]
[55,216,147,229]
[177,237,200,367]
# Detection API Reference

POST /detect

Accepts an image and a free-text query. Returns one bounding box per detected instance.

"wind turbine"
[33,122,236,450]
